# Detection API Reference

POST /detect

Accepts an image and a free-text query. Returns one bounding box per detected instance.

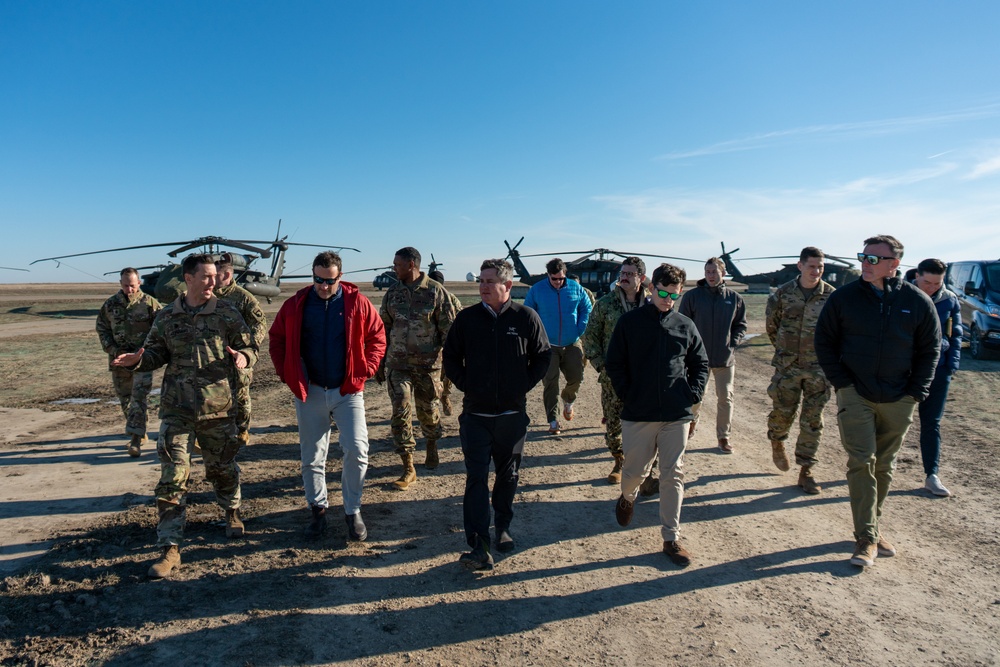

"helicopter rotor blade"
[31,241,199,265]
[0,266,29,271]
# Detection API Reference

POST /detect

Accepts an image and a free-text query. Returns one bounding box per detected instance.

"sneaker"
[496,529,515,553]
[924,474,952,497]
[718,438,733,454]
[876,536,896,557]
[615,495,634,527]
[548,421,562,435]
[850,538,877,567]
[563,402,574,421]
[663,540,692,567]
[459,537,494,571]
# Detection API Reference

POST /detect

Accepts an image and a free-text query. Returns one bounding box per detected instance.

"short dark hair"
[864,235,904,259]
[182,253,215,276]
[313,251,343,273]
[705,257,726,273]
[120,267,139,279]
[395,247,421,266]
[215,252,234,271]
[652,263,686,288]
[799,247,824,262]
[481,258,513,283]
[429,270,445,283]
[546,258,566,275]
[622,256,645,277]
[917,258,947,275]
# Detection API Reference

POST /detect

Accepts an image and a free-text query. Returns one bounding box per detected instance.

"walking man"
[111,254,257,578]
[911,258,962,497]
[523,258,591,434]
[765,247,835,494]
[379,247,456,489]
[443,259,551,570]
[606,264,708,567]
[269,251,386,542]
[679,257,747,453]
[583,257,650,484]
[214,254,268,445]
[96,267,162,457]
[815,235,940,567]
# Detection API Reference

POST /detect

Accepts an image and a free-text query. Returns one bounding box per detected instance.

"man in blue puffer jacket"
[524,258,592,434]
[911,258,962,497]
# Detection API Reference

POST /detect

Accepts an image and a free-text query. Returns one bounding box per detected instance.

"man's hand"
[227,346,248,370]
[112,348,144,367]
[374,359,386,384]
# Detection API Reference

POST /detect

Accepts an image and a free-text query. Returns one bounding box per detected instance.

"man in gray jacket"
[678,257,747,453]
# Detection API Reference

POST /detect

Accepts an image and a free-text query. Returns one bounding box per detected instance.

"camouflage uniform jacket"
[215,281,268,356]
[583,285,649,374]
[766,277,835,373]
[96,290,163,369]
[133,296,258,422]
[380,273,456,371]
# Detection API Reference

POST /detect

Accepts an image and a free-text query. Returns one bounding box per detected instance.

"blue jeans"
[459,412,529,547]
[918,369,952,477]
[294,385,370,515]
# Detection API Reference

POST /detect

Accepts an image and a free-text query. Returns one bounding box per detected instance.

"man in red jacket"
[269,251,386,542]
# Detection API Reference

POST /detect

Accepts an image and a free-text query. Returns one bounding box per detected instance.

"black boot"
[304,505,327,540]
[345,511,367,542]
[459,536,494,571]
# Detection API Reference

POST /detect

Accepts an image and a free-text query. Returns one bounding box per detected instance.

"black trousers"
[459,412,528,547]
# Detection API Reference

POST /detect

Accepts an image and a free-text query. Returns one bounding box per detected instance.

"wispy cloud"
[966,153,1000,180]
[656,104,1000,160]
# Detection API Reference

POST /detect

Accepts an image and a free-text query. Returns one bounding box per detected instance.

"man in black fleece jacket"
[443,258,551,570]
[815,235,940,568]
[606,263,709,566]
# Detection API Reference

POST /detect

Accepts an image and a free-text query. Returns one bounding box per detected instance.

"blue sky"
[3,1,999,285]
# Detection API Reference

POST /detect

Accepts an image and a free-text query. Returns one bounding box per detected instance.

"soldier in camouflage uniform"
[765,246,835,495]
[214,254,268,444]
[429,270,464,417]
[95,267,162,458]
[113,254,258,578]
[379,247,456,490]
[583,258,649,485]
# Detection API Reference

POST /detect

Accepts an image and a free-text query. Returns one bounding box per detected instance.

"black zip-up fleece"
[605,303,709,423]
[815,277,941,403]
[442,301,551,415]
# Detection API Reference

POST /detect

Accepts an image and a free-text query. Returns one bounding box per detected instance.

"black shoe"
[304,505,327,540]
[496,529,515,553]
[345,512,367,542]
[615,495,634,527]
[459,537,494,571]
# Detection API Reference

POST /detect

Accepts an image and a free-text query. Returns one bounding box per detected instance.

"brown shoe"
[877,536,896,557]
[615,495,634,527]
[798,466,822,495]
[127,434,143,458]
[393,452,417,490]
[688,421,697,438]
[147,545,181,579]
[850,537,877,567]
[225,509,244,538]
[718,438,733,454]
[770,440,790,471]
[441,395,453,417]
[607,453,624,484]
[424,440,439,470]
[663,540,691,567]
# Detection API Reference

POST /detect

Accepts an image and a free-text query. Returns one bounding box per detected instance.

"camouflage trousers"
[386,367,443,453]
[154,416,242,546]
[599,371,624,455]
[767,369,831,468]
[234,367,253,437]
[110,367,153,437]
[440,368,453,401]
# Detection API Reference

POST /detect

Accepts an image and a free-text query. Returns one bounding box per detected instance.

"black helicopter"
[31,222,358,303]
[503,238,699,296]
[718,242,861,291]
[346,254,445,290]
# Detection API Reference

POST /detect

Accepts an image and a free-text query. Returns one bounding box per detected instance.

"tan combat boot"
[441,395,453,417]
[424,440,439,470]
[127,434,143,458]
[798,466,822,495]
[771,440,790,472]
[225,509,244,538]
[148,545,181,579]
[607,453,624,484]
[393,452,417,490]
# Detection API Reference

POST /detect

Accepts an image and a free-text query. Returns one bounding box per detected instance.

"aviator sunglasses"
[857,253,896,265]
[313,275,340,285]
[656,289,682,299]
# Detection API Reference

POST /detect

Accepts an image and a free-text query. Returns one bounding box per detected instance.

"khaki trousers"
[692,365,735,439]
[621,420,688,542]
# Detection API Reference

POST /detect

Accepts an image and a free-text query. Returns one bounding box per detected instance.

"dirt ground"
[1,281,998,666]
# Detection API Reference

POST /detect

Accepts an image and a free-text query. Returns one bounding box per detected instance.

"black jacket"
[815,277,941,403]
[677,279,747,368]
[443,301,551,415]
[605,304,709,423]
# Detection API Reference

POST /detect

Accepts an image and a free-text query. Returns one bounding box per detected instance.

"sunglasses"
[549,276,566,282]
[857,253,896,265]
[313,275,340,285]
[656,289,682,299]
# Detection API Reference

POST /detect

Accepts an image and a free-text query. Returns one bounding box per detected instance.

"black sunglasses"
[857,253,896,265]
[313,275,340,285]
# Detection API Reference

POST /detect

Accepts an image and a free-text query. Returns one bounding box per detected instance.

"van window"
[969,264,983,291]
[986,264,1000,291]
[948,263,971,292]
